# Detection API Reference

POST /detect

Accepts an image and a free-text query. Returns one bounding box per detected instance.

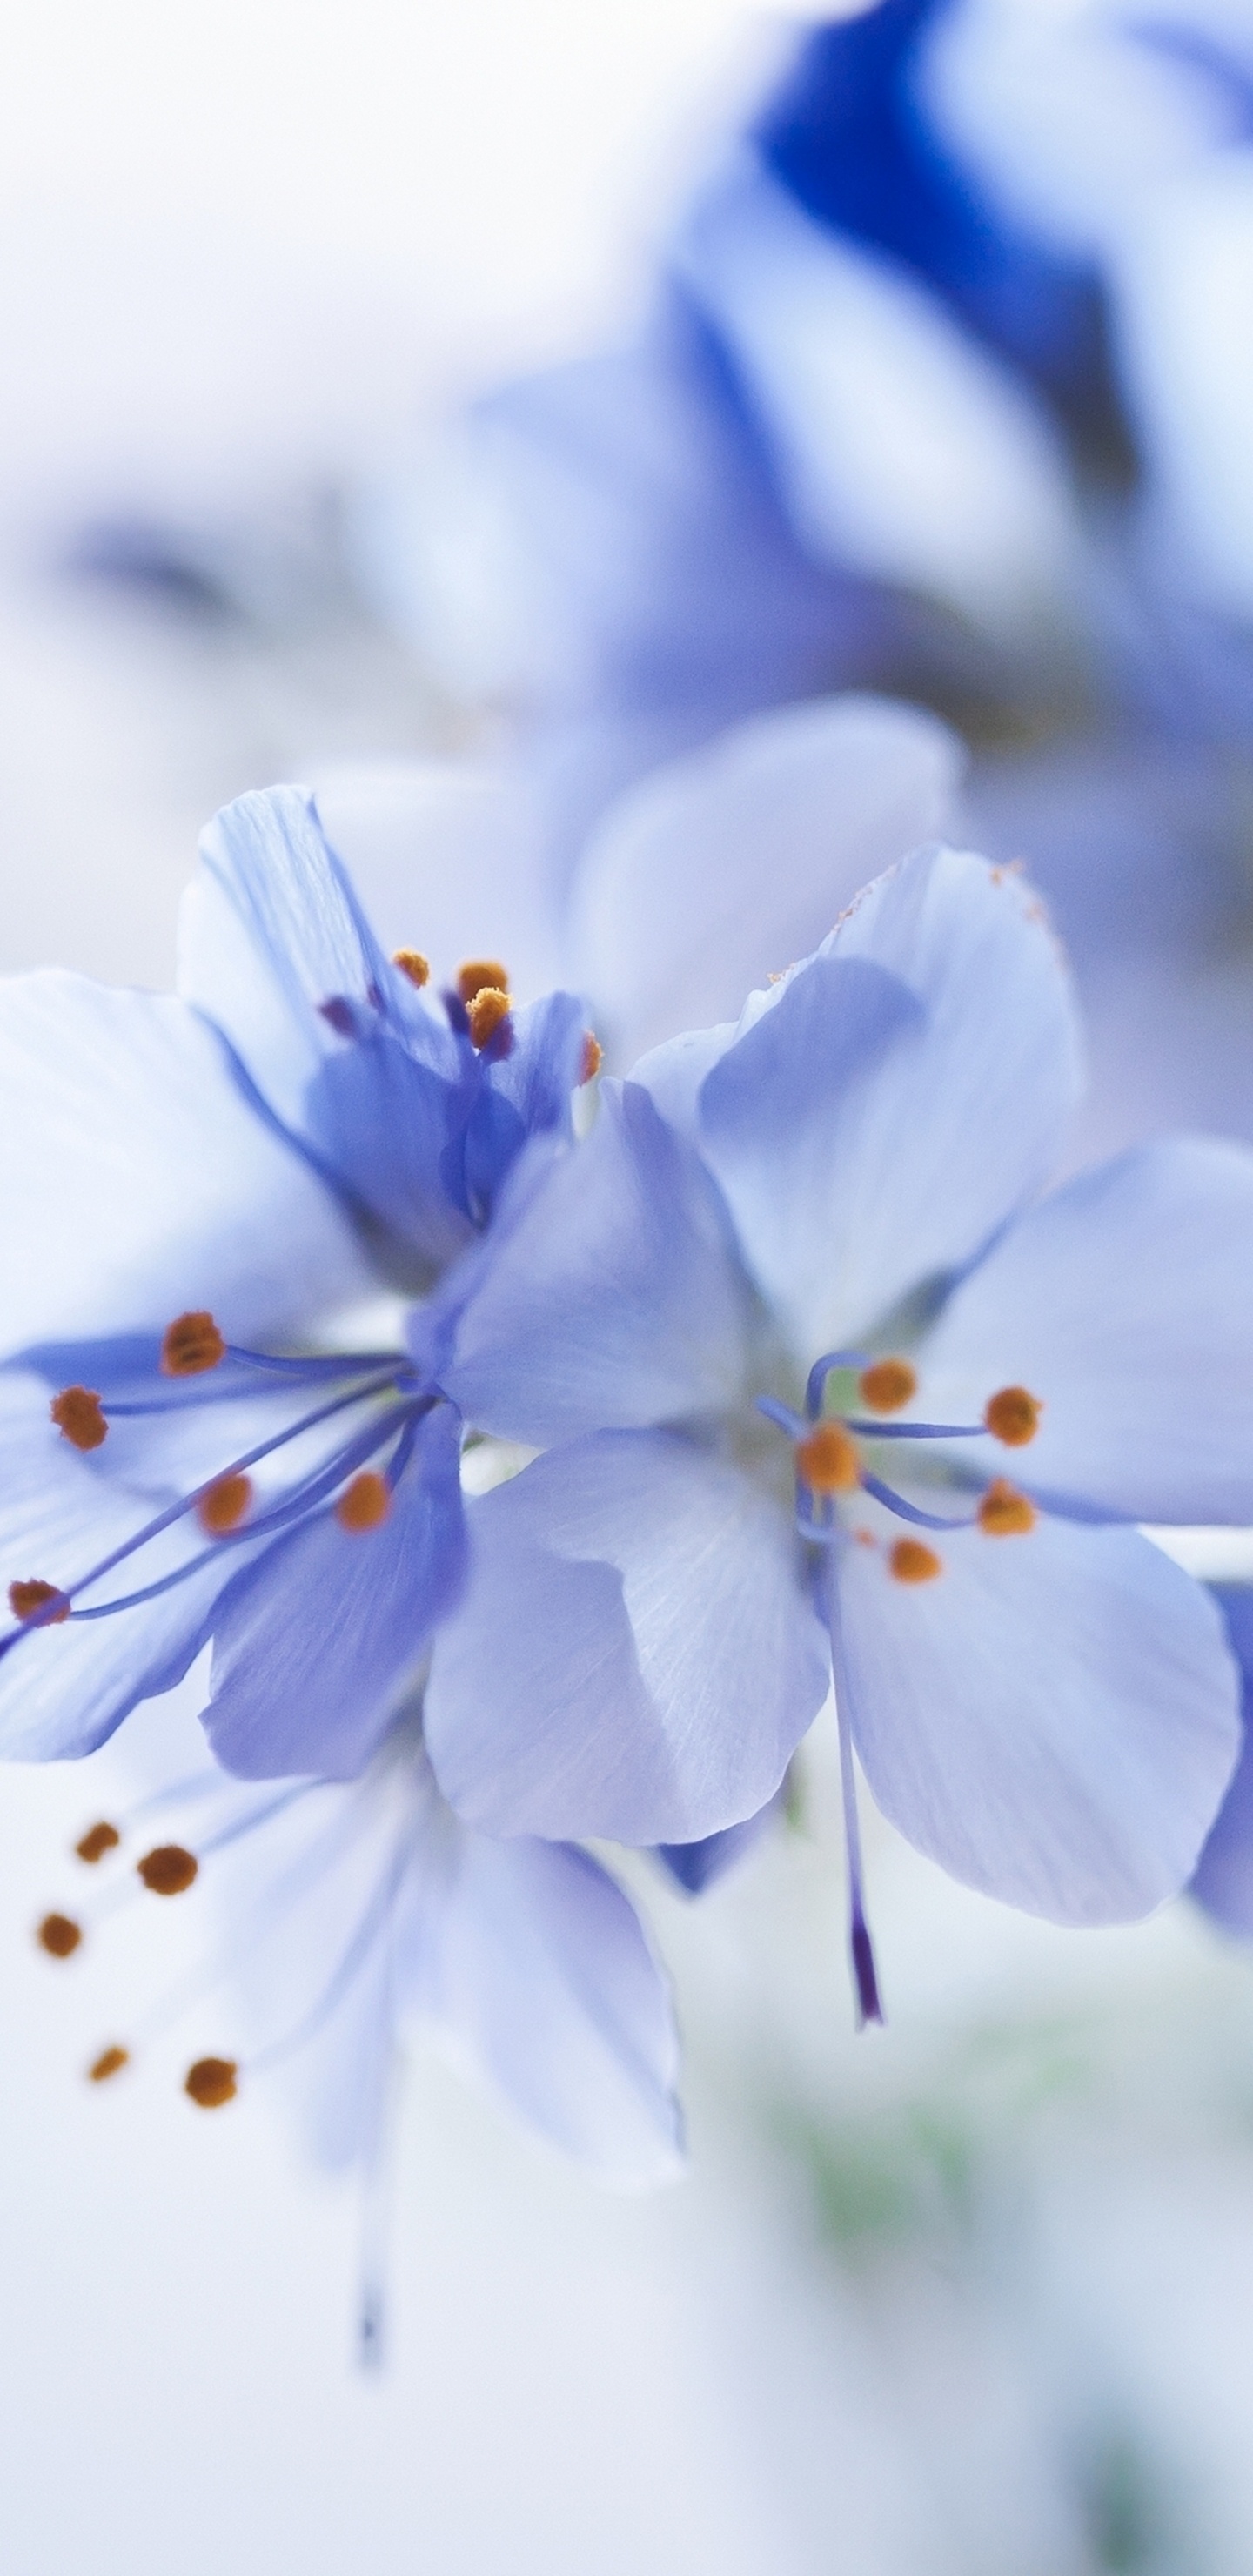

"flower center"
[758,1347,1044,1578]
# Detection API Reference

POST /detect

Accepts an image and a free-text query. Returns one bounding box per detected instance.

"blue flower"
[37,1709,684,2220]
[0,782,588,1777]
[420,845,1253,2004]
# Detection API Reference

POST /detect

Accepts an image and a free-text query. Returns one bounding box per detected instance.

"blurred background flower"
[9,4,1253,2573]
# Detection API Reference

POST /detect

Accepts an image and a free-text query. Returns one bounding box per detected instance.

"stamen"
[985,1385,1042,1446]
[0,1374,410,1651]
[161,1312,226,1376]
[392,949,430,989]
[9,1580,70,1624]
[457,958,509,1004]
[88,2045,129,2083]
[978,1479,1036,1536]
[137,1846,198,1897]
[857,1358,916,1414]
[196,1472,253,1536]
[50,1385,107,1450]
[580,1032,603,1083]
[821,1558,884,2030]
[795,1422,861,1494]
[466,988,512,1051]
[37,1913,82,1957]
[184,2056,237,2109]
[336,1471,392,1533]
[76,1821,120,1864]
[889,1540,942,1583]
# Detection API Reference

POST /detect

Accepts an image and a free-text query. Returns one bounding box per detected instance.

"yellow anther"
[9,1579,69,1625]
[392,949,430,989]
[984,1385,1041,1446]
[794,1421,861,1493]
[197,1472,252,1536]
[76,1821,120,1865]
[889,1539,942,1583]
[185,2056,238,2109]
[858,1358,917,1415]
[137,1845,198,1897]
[977,1479,1037,1537]
[466,987,512,1050]
[37,1912,82,1958]
[88,2046,129,2083]
[336,1470,392,1533]
[580,1032,603,1084]
[457,958,510,1004]
[161,1311,225,1377]
[50,1385,107,1451]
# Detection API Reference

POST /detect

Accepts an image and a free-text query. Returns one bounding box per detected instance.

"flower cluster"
[9,749,1253,2202]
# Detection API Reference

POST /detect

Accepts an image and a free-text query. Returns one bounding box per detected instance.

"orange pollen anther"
[9,1579,70,1625]
[76,1821,120,1865]
[984,1385,1042,1446]
[457,958,510,1005]
[466,987,512,1050]
[88,2046,129,2084]
[197,1473,253,1536]
[580,1031,603,1084]
[336,1471,392,1533]
[794,1420,861,1494]
[37,1913,82,1958]
[889,1539,942,1584]
[392,948,430,989]
[50,1385,107,1450]
[185,2056,238,2109]
[137,1844,198,1896]
[857,1358,917,1415]
[978,1479,1037,1537]
[161,1311,226,1376]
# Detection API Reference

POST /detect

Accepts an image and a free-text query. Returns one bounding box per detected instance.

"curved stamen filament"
[62,1401,432,1624]
[857,1472,976,1533]
[0,1372,418,1657]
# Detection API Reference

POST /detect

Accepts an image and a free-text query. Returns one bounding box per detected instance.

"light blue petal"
[180,785,474,1271]
[438,1081,751,1446]
[459,989,586,1221]
[921,1138,1253,1524]
[1190,1585,1253,1937]
[0,972,371,1356]
[425,1430,828,1843]
[655,1792,781,1895]
[204,1406,466,1780]
[836,1516,1239,1924]
[640,843,1083,1360]
[422,1835,684,2184]
[567,694,963,1065]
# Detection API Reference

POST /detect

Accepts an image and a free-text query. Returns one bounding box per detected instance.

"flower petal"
[1189,1585,1253,1938]
[204,1406,466,1781]
[438,1080,751,1446]
[675,843,1082,1360]
[425,1429,828,1843]
[654,1794,781,1895]
[0,972,370,1355]
[423,1835,684,2184]
[180,785,474,1271]
[836,1516,1239,1924]
[921,1138,1253,1524]
[568,694,962,1065]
